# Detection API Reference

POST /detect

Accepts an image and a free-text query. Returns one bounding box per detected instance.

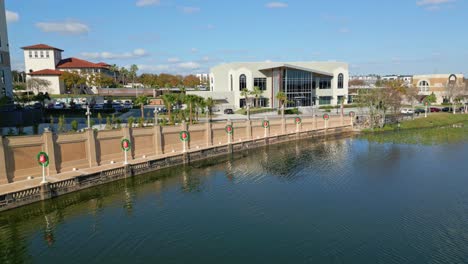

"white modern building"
[189,62,348,110]
[0,0,13,98]
[196,73,209,84]
[22,44,112,94]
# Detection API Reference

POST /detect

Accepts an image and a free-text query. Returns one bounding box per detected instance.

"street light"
[153,108,158,125]
[86,104,91,129]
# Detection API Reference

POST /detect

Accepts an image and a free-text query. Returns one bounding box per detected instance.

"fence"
[0,115,353,184]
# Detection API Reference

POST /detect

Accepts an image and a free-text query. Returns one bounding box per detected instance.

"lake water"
[1,127,468,263]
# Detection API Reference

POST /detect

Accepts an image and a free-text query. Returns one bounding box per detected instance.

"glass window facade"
[254,78,267,91]
[239,74,247,91]
[282,69,314,107]
[318,77,332,89]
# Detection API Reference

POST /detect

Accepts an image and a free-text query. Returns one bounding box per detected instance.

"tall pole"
[154,108,158,125]
[86,105,91,129]
[41,165,47,184]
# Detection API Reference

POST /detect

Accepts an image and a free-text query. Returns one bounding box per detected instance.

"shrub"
[71,120,78,132]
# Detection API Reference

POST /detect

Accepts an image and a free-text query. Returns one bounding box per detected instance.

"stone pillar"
[246,120,252,140]
[122,127,134,160]
[0,137,9,184]
[86,129,98,167]
[154,125,163,155]
[181,121,189,152]
[281,116,286,134]
[206,122,213,147]
[43,131,58,176]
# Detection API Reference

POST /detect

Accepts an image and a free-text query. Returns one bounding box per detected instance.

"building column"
[86,129,98,167]
[246,120,252,140]
[43,131,58,175]
[0,137,9,184]
[154,125,163,155]
[206,122,213,147]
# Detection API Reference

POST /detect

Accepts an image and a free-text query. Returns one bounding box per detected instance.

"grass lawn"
[366,113,468,132]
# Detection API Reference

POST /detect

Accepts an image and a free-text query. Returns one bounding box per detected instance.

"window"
[1,70,5,84]
[230,75,233,91]
[34,51,38,58]
[40,51,44,58]
[448,74,457,85]
[0,54,3,64]
[254,78,267,91]
[418,80,430,92]
[239,74,247,91]
[337,96,344,104]
[29,51,32,58]
[46,51,50,58]
[318,78,331,89]
[338,73,344,89]
[319,96,332,105]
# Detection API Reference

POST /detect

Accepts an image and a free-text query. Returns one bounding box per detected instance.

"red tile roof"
[21,44,64,51]
[57,57,108,69]
[97,62,111,67]
[28,69,63,76]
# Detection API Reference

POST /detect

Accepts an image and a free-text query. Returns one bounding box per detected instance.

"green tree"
[58,115,66,133]
[97,112,103,128]
[61,71,86,94]
[129,64,139,87]
[71,120,79,132]
[134,95,148,120]
[26,78,52,94]
[128,116,135,128]
[162,93,178,124]
[109,64,119,83]
[250,86,263,108]
[276,91,287,116]
[184,94,199,124]
[424,92,437,104]
[105,116,112,130]
[205,97,215,118]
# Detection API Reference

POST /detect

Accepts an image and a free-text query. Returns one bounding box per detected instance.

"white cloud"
[137,61,202,74]
[266,2,288,8]
[36,21,89,35]
[191,48,198,53]
[6,10,19,23]
[178,62,200,69]
[81,49,149,60]
[136,0,160,7]
[167,57,181,63]
[416,0,455,6]
[179,6,201,14]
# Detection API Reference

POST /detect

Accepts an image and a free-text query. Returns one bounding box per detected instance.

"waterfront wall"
[0,115,352,184]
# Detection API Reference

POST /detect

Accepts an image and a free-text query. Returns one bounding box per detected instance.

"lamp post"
[153,108,158,125]
[86,104,91,129]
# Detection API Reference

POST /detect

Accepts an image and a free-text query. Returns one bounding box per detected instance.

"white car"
[401,108,414,114]
[53,102,64,109]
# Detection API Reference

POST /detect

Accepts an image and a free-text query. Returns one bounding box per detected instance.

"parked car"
[74,104,82,110]
[123,101,133,109]
[224,108,234,114]
[414,108,426,114]
[442,107,453,112]
[32,102,43,109]
[93,103,104,110]
[112,102,123,111]
[430,107,441,112]
[53,102,64,109]
[400,108,414,114]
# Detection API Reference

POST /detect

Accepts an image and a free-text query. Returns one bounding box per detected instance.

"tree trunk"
[141,104,144,119]
[189,103,193,124]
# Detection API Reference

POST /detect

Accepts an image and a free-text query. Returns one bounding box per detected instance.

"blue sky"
[5,0,468,76]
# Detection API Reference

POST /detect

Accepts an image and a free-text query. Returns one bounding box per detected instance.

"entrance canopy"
[258,64,333,77]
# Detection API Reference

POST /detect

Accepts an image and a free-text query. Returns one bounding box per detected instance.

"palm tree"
[250,86,263,108]
[195,96,206,121]
[205,97,215,119]
[184,94,199,124]
[120,67,129,85]
[134,95,148,120]
[162,93,177,124]
[276,91,287,117]
[129,64,139,87]
[109,64,119,83]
